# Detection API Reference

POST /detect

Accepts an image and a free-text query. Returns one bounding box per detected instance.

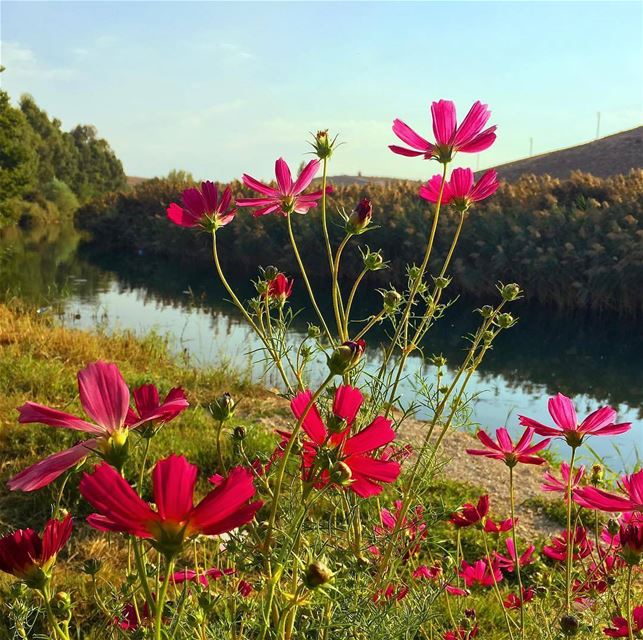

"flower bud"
[233,426,246,441]
[482,330,495,344]
[347,198,373,234]
[619,524,643,565]
[560,614,579,636]
[327,340,365,375]
[408,265,421,281]
[496,313,516,329]
[590,464,603,486]
[499,283,522,301]
[329,461,353,485]
[430,354,447,367]
[326,414,348,434]
[311,129,337,159]
[363,248,385,271]
[434,276,451,289]
[307,324,321,339]
[464,608,477,620]
[607,518,620,536]
[82,559,102,576]
[304,561,333,589]
[263,265,279,281]
[51,592,71,617]
[478,305,494,318]
[383,288,402,314]
[210,393,235,422]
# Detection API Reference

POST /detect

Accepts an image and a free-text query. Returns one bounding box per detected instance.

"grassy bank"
[76,170,643,316]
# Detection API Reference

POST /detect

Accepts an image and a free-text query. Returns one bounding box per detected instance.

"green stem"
[626,565,634,640]
[154,557,175,640]
[286,213,335,345]
[353,310,385,342]
[132,538,155,614]
[565,447,577,613]
[509,466,525,639]
[138,437,151,491]
[215,419,226,473]
[344,268,368,336]
[211,231,294,394]
[320,157,335,279]
[332,235,351,340]
[482,534,516,640]
[40,586,68,640]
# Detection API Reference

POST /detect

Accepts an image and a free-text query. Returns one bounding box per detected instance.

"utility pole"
[529,137,533,157]
[596,112,601,139]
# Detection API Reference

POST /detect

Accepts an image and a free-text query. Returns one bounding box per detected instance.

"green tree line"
[0,89,126,227]
[76,169,642,316]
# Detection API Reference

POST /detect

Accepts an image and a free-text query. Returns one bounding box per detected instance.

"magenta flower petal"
[392,119,432,152]
[274,158,293,194]
[548,393,578,430]
[290,390,327,445]
[389,144,425,157]
[153,455,197,522]
[77,361,130,433]
[291,159,320,194]
[17,402,103,435]
[332,385,363,425]
[8,439,97,492]
[452,101,491,147]
[241,174,279,197]
[40,514,73,564]
[458,126,497,153]
[344,417,395,456]
[469,170,499,201]
[431,100,457,146]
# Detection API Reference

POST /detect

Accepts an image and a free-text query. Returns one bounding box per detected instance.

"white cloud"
[0,41,76,80]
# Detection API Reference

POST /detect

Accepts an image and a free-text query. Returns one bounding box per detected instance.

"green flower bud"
[82,559,102,576]
[383,288,402,313]
[262,265,279,281]
[560,614,579,636]
[478,305,494,318]
[363,248,385,271]
[607,518,620,536]
[51,592,71,617]
[329,461,353,486]
[482,330,495,344]
[210,393,235,422]
[307,324,321,339]
[233,426,246,441]
[347,199,373,234]
[499,282,522,301]
[496,312,516,328]
[327,340,365,375]
[304,561,333,589]
[430,354,447,367]
[590,464,603,486]
[310,129,337,160]
[434,276,451,289]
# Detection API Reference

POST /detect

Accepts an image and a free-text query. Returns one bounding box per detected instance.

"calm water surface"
[1,224,641,471]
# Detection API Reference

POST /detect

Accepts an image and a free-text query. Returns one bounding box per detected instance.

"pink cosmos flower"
[541,461,586,495]
[290,386,401,497]
[264,273,294,304]
[503,587,535,610]
[495,538,535,572]
[483,517,514,534]
[372,500,427,560]
[412,564,442,581]
[0,514,72,586]
[458,559,503,588]
[167,181,235,229]
[169,566,235,588]
[9,362,188,492]
[543,527,593,562]
[419,169,499,212]
[574,469,643,513]
[445,584,470,597]
[466,426,550,467]
[602,512,643,546]
[449,495,490,528]
[125,385,188,427]
[444,627,478,640]
[390,100,496,163]
[518,393,631,448]
[603,606,643,638]
[115,602,152,630]
[373,583,409,604]
[237,158,330,217]
[80,455,262,556]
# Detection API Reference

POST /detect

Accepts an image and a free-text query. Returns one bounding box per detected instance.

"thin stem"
[509,466,525,639]
[138,437,151,491]
[320,157,335,279]
[565,447,577,613]
[215,419,226,473]
[626,565,635,640]
[332,235,351,340]
[40,586,68,640]
[344,268,368,335]
[353,310,385,342]
[286,213,335,345]
[132,538,155,614]
[154,557,175,640]
[211,231,294,394]
[482,534,516,640]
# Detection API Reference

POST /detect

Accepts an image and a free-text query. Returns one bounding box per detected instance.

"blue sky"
[2,1,642,181]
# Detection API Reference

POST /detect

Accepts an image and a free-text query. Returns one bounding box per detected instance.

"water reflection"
[1,225,641,470]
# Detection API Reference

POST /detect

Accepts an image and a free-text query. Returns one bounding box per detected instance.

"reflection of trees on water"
[82,246,643,414]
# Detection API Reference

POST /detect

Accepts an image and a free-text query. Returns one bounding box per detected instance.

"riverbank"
[76,170,643,316]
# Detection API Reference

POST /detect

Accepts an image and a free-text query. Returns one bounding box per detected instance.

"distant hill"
[487,127,643,181]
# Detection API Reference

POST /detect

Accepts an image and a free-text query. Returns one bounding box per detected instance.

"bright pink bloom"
[169,566,235,588]
[390,100,496,163]
[290,386,401,497]
[373,500,427,560]
[419,169,499,212]
[603,513,643,546]
[237,158,330,217]
[503,587,535,610]
[495,538,535,572]
[518,393,631,447]
[466,426,550,467]
[238,580,253,597]
[413,564,442,581]
[373,583,409,604]
[458,559,503,588]
[541,461,585,495]
[619,522,643,563]
[444,627,478,640]
[10,362,188,492]
[449,495,490,528]
[543,527,593,562]
[80,455,262,555]
[484,517,514,534]
[125,385,188,426]
[604,606,643,638]
[167,181,235,229]
[445,584,470,597]
[574,469,643,513]
[264,273,294,304]
[0,514,72,585]
[115,602,152,630]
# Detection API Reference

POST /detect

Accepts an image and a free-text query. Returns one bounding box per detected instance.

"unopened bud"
[304,561,333,588]
[607,519,620,536]
[82,559,102,576]
[434,276,451,289]
[51,592,71,617]
[430,354,447,367]
[482,330,495,344]
[311,129,336,160]
[478,305,494,318]
[327,340,365,375]
[263,265,279,281]
[500,283,522,301]
[496,313,516,329]
[210,393,235,422]
[347,199,373,234]
[330,461,353,485]
[560,614,579,636]
[383,288,402,313]
[307,324,321,339]
[590,464,603,486]
[363,248,385,271]
[233,426,246,441]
